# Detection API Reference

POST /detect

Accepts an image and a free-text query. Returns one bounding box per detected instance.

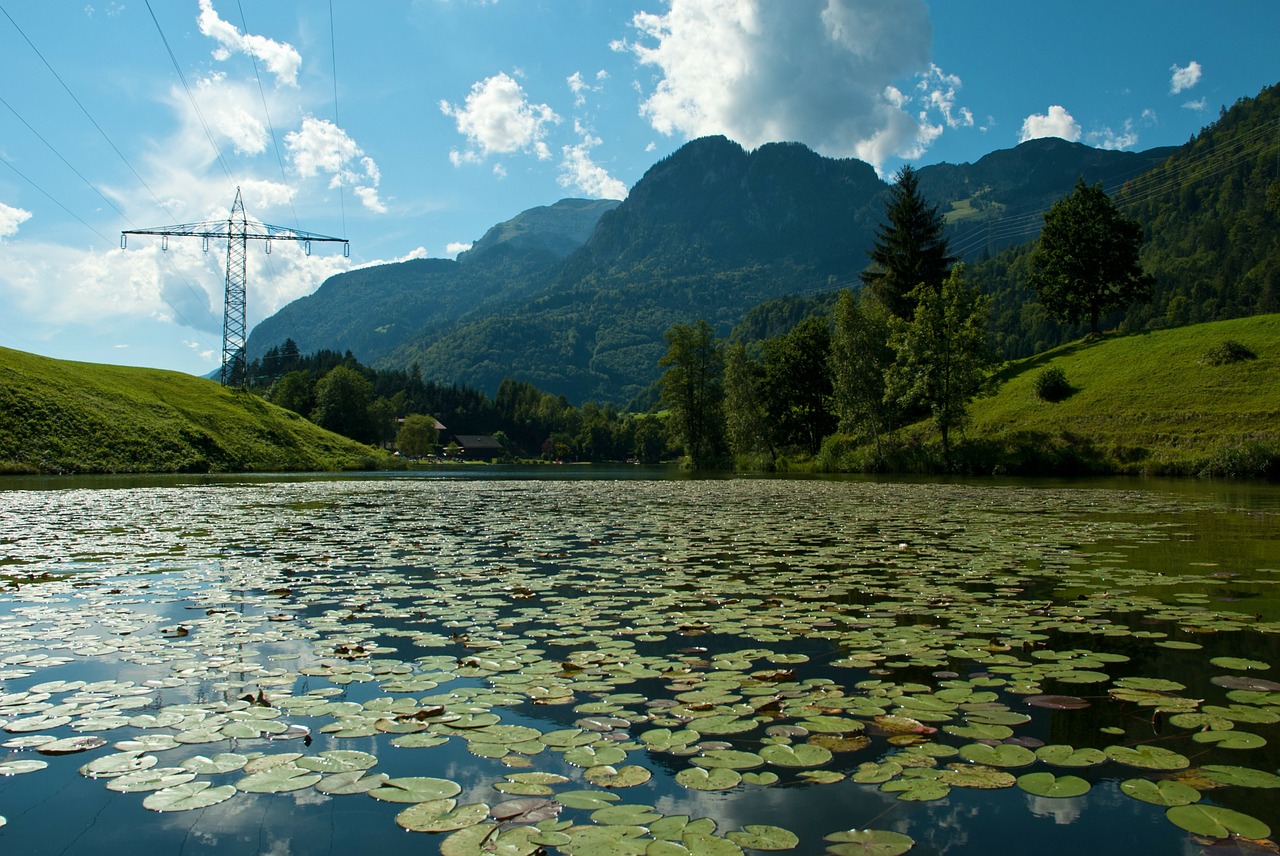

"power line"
[236,0,299,231]
[0,1,177,223]
[0,151,113,245]
[142,0,237,192]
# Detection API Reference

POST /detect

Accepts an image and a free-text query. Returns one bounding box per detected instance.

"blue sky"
[1,0,1276,377]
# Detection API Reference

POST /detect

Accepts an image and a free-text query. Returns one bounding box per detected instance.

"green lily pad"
[725,825,798,851]
[676,766,742,791]
[237,764,322,793]
[1016,772,1090,798]
[38,736,109,756]
[590,803,662,825]
[824,828,916,855]
[692,749,765,770]
[1199,765,1280,788]
[741,771,780,786]
[583,764,652,788]
[939,765,1016,789]
[1210,657,1269,671]
[555,789,620,810]
[396,799,491,833]
[759,743,832,768]
[369,776,463,803]
[1119,778,1201,806]
[1034,745,1107,767]
[1191,730,1267,750]
[957,743,1037,768]
[563,744,628,768]
[1165,804,1271,839]
[878,776,950,802]
[0,759,48,775]
[1105,745,1189,770]
[180,753,247,774]
[296,750,378,773]
[142,782,237,812]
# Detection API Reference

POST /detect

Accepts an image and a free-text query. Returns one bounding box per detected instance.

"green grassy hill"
[964,314,1280,475]
[0,347,391,475]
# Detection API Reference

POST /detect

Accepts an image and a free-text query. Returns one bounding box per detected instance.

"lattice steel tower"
[122,188,349,387]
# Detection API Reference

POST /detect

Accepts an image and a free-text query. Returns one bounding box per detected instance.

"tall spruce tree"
[861,165,956,319]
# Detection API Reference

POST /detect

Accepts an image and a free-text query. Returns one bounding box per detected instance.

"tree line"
[659,167,1152,472]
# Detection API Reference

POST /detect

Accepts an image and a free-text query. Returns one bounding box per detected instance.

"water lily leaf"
[1165,804,1271,839]
[390,733,450,749]
[397,800,489,833]
[824,828,915,855]
[1016,772,1090,798]
[440,822,543,856]
[1198,764,1280,788]
[180,753,247,774]
[1210,676,1280,692]
[1034,745,1107,767]
[238,764,322,793]
[878,777,950,801]
[80,751,157,778]
[584,764,652,788]
[957,743,1036,768]
[558,823,650,856]
[38,736,109,756]
[939,765,1015,789]
[649,816,718,840]
[1191,730,1267,750]
[800,770,847,785]
[852,761,903,784]
[741,771,780,786]
[1210,657,1269,671]
[369,776,462,803]
[590,803,662,825]
[295,749,378,773]
[692,749,765,770]
[1119,778,1200,806]
[647,832,746,855]
[800,716,865,734]
[1199,704,1280,725]
[555,789,620,810]
[315,770,389,795]
[0,758,48,775]
[1024,695,1090,710]
[725,825,797,851]
[1105,745,1190,770]
[676,766,742,791]
[759,743,832,768]
[564,744,628,768]
[142,782,237,812]
[491,797,563,825]
[690,715,755,735]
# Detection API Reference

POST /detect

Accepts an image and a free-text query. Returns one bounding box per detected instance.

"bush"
[1199,441,1280,479]
[1199,340,1257,365]
[1032,366,1072,402]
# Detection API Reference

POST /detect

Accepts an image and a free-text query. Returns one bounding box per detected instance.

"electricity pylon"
[122,188,349,387]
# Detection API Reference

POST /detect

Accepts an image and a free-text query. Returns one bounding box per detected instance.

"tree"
[723,342,774,464]
[861,164,955,319]
[659,320,727,469]
[760,317,835,454]
[311,365,374,443]
[397,414,439,458]
[1028,178,1155,334]
[830,288,895,454]
[885,266,994,469]
[270,370,314,416]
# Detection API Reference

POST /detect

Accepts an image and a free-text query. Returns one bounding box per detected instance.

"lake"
[1,470,1278,855]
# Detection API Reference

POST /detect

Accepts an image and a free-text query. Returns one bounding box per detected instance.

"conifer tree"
[861,165,955,319]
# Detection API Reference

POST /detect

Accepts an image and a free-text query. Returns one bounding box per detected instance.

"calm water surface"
[0,470,1277,855]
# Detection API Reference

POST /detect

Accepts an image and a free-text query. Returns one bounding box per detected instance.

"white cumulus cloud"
[1087,119,1138,151]
[440,72,560,164]
[616,0,942,171]
[558,125,628,200]
[0,202,33,238]
[1018,105,1081,144]
[197,0,302,87]
[1170,61,1202,95]
[285,117,386,212]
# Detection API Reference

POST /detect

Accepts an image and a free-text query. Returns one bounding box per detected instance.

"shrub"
[1032,366,1072,402]
[1199,340,1257,366]
[1199,441,1280,480]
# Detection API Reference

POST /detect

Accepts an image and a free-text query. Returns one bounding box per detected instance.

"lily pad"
[1191,730,1267,750]
[1165,804,1271,839]
[824,829,916,856]
[957,743,1037,768]
[759,743,832,768]
[237,764,322,793]
[676,766,742,790]
[1198,765,1280,788]
[315,770,390,795]
[1119,778,1201,806]
[1016,772,1090,798]
[0,758,48,776]
[1034,745,1107,767]
[143,782,237,812]
[369,776,463,803]
[1105,745,1190,770]
[583,764,652,788]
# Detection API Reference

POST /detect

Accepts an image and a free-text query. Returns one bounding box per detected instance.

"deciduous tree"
[659,320,727,469]
[885,266,994,469]
[1028,178,1154,334]
[830,289,895,454]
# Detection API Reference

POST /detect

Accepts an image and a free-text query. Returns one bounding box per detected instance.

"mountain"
[247,131,1186,405]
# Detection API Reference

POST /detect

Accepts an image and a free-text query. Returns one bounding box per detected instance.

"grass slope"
[0,346,389,475]
[966,314,1280,475]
